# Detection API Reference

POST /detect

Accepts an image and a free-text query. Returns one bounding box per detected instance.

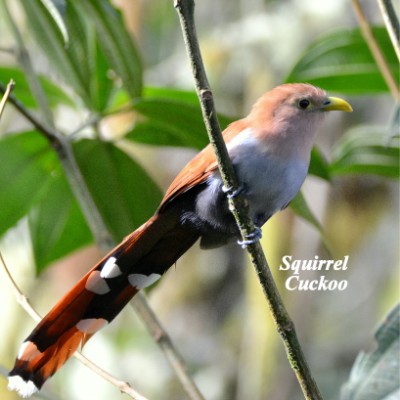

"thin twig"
[131,295,205,400]
[173,1,323,399]
[0,82,57,141]
[352,0,400,101]
[376,0,400,62]
[69,102,136,138]
[0,46,15,54]
[73,352,148,400]
[0,252,41,323]
[0,252,148,400]
[0,79,14,119]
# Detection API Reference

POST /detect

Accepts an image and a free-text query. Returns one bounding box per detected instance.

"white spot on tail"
[100,256,122,279]
[17,341,41,361]
[128,273,161,289]
[8,375,39,398]
[76,318,108,334]
[85,271,110,295]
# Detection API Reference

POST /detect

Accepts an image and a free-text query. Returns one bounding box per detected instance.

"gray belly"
[236,153,308,223]
[193,150,308,248]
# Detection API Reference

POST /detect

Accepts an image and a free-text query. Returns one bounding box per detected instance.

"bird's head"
[248,83,352,158]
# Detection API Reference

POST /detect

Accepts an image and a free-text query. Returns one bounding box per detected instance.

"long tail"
[8,210,199,397]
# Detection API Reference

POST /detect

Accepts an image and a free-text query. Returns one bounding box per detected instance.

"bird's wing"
[159,119,247,209]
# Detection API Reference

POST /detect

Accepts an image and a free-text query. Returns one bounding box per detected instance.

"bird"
[8,83,352,397]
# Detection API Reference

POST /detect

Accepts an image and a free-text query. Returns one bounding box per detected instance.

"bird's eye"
[298,99,310,109]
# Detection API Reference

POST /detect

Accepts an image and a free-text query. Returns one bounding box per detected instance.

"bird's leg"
[222,183,263,247]
[237,212,270,248]
[237,227,262,248]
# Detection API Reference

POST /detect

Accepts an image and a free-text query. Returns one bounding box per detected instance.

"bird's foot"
[222,184,245,199]
[237,227,262,248]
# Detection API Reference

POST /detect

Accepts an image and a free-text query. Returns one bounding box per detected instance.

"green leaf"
[130,98,209,149]
[290,191,323,233]
[309,147,330,180]
[91,39,115,111]
[110,87,234,150]
[128,97,234,150]
[0,67,75,108]
[81,0,143,99]
[73,139,162,241]
[28,169,92,274]
[143,87,199,105]
[286,27,399,94]
[143,87,238,132]
[330,126,400,178]
[127,120,202,148]
[341,304,400,400]
[0,131,54,236]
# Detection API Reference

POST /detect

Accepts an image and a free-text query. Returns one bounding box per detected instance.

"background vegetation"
[0,0,398,399]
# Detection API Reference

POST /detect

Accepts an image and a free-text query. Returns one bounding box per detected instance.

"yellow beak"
[322,96,353,112]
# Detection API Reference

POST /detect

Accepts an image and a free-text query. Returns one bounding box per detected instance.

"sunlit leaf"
[130,98,209,149]
[128,96,234,150]
[286,27,399,94]
[330,126,399,178]
[127,120,202,148]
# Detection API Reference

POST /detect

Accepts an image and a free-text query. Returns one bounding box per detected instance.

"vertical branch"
[172,0,256,243]
[173,1,323,399]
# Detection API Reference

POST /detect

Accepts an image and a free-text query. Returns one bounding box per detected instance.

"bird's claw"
[237,227,262,248]
[222,184,245,199]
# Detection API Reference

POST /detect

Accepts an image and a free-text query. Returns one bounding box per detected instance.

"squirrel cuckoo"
[8,83,352,397]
